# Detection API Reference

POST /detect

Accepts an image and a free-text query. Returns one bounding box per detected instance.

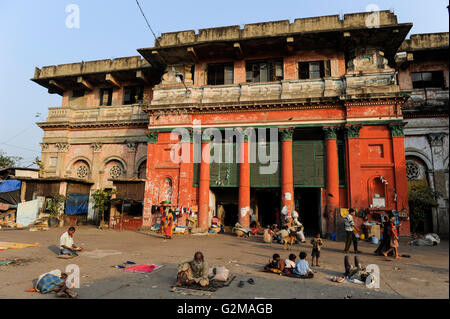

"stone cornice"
[37,120,149,129]
[144,96,406,116]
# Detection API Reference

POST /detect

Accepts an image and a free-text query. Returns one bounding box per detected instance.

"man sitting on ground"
[293,252,314,278]
[175,251,209,287]
[264,253,285,273]
[275,226,290,244]
[59,227,83,256]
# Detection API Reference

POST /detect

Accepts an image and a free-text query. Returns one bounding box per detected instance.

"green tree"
[91,189,116,228]
[47,194,69,218]
[0,149,22,168]
[408,181,441,233]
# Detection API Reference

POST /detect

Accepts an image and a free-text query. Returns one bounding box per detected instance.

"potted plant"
[47,194,67,228]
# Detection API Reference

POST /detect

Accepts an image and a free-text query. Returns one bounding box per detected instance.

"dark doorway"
[213,188,239,227]
[223,204,239,226]
[294,188,321,235]
[254,188,281,227]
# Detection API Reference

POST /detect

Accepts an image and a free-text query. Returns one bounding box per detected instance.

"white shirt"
[344,214,355,232]
[60,231,74,249]
[285,259,296,269]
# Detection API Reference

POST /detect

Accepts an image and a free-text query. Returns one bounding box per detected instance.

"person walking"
[343,209,360,254]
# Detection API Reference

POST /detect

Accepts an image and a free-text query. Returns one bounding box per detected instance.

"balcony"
[403,88,449,108]
[41,104,148,127]
[150,73,399,108]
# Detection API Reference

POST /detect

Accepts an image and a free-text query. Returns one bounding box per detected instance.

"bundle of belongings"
[410,233,440,246]
[30,269,78,298]
[232,222,251,237]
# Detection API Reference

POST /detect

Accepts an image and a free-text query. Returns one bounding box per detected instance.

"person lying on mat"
[264,253,285,273]
[175,251,209,287]
[293,252,314,278]
[59,227,83,256]
[332,255,374,283]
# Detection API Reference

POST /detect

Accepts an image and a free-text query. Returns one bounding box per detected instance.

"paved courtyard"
[0,226,448,299]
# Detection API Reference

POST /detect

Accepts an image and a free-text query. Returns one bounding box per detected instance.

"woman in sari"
[164,213,174,239]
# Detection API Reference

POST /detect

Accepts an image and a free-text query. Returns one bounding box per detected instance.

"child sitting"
[283,254,297,274]
[293,252,314,278]
[264,253,285,273]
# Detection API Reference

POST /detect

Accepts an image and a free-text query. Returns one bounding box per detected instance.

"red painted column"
[390,124,410,236]
[280,128,295,213]
[178,133,193,226]
[198,137,211,230]
[142,131,158,228]
[345,125,362,209]
[238,139,250,227]
[324,127,340,234]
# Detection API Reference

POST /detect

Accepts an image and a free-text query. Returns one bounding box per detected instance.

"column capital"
[55,143,70,152]
[90,143,102,153]
[280,128,295,141]
[344,125,362,139]
[427,133,445,147]
[389,123,405,137]
[146,131,158,144]
[323,126,339,139]
[201,134,212,143]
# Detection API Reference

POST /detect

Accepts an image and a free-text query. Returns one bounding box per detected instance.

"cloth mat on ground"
[0,242,39,250]
[123,264,164,273]
[174,275,236,292]
[261,269,313,279]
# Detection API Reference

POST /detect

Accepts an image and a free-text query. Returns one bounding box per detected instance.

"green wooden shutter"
[210,143,239,187]
[293,141,325,187]
[250,142,281,188]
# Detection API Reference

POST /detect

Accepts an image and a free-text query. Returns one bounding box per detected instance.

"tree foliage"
[408,181,441,232]
[91,189,116,215]
[0,149,22,168]
[47,194,69,217]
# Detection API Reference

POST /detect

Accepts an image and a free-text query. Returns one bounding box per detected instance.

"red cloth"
[124,264,161,273]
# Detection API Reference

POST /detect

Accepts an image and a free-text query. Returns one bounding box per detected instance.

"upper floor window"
[246,59,283,83]
[72,89,85,98]
[207,63,234,85]
[99,88,113,106]
[412,71,445,89]
[299,60,331,79]
[123,86,144,105]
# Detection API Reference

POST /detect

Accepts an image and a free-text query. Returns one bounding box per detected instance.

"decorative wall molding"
[90,143,103,153]
[127,142,137,152]
[55,143,70,152]
[427,133,445,147]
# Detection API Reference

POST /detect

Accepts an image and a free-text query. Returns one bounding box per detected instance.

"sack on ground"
[212,266,230,281]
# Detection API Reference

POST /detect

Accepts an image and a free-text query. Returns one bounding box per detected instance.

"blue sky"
[0,0,448,167]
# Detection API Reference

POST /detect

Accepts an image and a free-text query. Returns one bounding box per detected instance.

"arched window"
[163,177,173,203]
[368,176,387,208]
[138,161,147,179]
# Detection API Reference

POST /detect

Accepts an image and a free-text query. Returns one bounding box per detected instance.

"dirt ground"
[0,226,448,299]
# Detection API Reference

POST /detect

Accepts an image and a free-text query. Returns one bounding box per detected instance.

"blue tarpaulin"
[0,180,21,193]
[65,193,89,215]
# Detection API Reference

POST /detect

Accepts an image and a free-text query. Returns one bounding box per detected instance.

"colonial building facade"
[32,11,447,236]
[397,33,449,237]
